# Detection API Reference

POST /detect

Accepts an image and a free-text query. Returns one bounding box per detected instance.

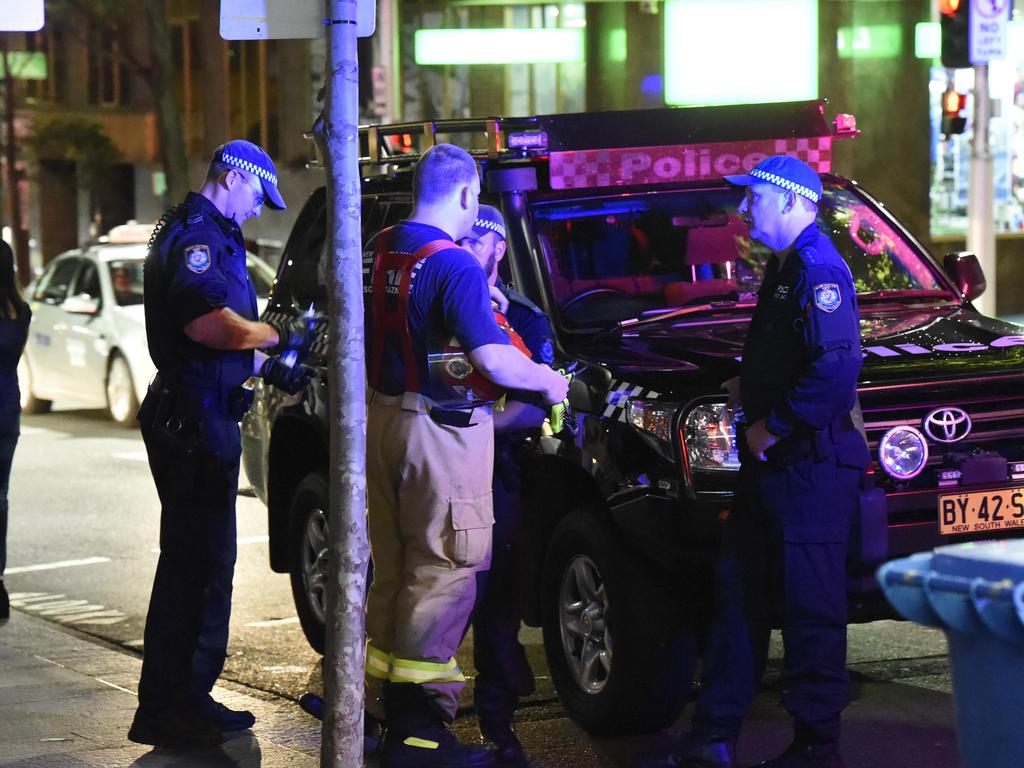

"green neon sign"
[915,22,940,60]
[0,52,47,80]
[837,25,902,59]
[664,0,817,107]
[414,29,585,65]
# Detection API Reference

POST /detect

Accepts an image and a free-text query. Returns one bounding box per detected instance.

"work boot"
[382,683,495,768]
[633,732,736,768]
[299,693,384,756]
[758,741,845,768]
[128,706,225,749]
[479,718,527,765]
[190,693,256,731]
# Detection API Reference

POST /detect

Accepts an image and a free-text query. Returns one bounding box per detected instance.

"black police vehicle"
[242,100,1024,735]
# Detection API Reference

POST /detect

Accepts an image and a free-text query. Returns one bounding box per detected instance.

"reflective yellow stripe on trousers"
[365,642,465,684]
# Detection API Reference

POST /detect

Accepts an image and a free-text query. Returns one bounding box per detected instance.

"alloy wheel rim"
[108,360,133,422]
[302,505,330,623]
[558,554,613,694]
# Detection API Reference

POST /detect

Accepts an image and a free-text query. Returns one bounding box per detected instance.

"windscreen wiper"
[618,299,756,330]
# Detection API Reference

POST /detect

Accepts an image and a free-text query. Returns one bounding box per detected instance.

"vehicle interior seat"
[663,217,746,306]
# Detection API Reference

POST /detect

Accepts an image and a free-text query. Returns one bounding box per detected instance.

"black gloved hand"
[267,314,317,358]
[260,355,315,395]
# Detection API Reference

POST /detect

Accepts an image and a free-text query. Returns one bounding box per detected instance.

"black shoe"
[128,707,226,749]
[634,733,736,768]
[382,723,496,768]
[298,693,384,755]
[191,693,256,731]
[758,741,844,768]
[479,719,527,765]
[0,580,8,620]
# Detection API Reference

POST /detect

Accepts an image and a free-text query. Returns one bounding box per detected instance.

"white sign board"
[0,2,44,31]
[970,0,1010,64]
[221,0,374,40]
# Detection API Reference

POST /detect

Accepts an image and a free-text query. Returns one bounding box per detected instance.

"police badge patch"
[813,283,841,313]
[185,245,211,274]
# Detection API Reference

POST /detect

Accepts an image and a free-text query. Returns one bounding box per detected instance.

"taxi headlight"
[683,403,740,472]
[625,398,675,445]
[879,425,928,480]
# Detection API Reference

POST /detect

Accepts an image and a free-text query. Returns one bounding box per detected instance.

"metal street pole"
[968,63,996,317]
[315,0,369,766]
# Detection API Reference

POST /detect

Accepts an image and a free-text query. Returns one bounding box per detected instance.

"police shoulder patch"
[813,282,842,313]
[540,338,555,365]
[185,244,211,274]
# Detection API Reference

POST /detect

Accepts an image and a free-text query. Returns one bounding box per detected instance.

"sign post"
[966,0,1009,317]
[220,3,371,765]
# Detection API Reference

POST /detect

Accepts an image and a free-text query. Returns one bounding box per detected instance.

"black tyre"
[18,356,52,415]
[106,353,139,427]
[541,511,698,735]
[289,472,330,654]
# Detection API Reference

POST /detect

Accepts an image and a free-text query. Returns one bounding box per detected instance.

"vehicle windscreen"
[532,184,950,329]
[108,259,144,306]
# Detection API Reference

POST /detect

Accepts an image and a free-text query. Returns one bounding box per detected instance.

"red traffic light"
[943,90,967,114]
[939,0,961,15]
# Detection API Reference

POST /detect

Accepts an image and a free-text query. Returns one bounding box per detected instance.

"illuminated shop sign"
[414,28,584,65]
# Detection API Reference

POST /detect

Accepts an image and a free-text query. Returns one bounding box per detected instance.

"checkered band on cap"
[473,217,506,240]
[220,152,278,187]
[749,167,819,203]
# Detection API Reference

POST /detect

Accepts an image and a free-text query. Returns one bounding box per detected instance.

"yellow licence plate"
[939,487,1024,535]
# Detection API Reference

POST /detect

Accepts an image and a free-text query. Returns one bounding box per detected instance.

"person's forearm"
[185,307,279,351]
[469,343,550,393]
[494,399,546,434]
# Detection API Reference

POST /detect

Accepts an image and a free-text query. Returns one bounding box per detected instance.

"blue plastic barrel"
[878,540,1024,768]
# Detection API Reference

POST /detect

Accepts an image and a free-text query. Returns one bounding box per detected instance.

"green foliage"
[24,116,121,185]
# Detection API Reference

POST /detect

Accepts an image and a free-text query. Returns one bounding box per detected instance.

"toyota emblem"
[922,407,972,443]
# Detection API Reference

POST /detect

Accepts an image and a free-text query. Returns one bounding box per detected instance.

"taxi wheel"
[18,356,52,415]
[541,510,697,735]
[289,472,330,654]
[106,354,139,427]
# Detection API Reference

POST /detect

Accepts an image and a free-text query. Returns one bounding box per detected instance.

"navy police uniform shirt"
[740,221,861,440]
[500,279,556,369]
[362,221,510,399]
[144,192,258,392]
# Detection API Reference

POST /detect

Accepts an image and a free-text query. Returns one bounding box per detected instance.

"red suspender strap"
[368,231,455,394]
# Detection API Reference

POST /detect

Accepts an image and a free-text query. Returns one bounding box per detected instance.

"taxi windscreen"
[532,184,952,329]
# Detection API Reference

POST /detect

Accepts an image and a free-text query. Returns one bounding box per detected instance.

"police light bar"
[509,131,548,151]
[833,113,858,136]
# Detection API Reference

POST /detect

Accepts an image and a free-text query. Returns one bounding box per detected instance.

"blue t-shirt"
[363,221,509,398]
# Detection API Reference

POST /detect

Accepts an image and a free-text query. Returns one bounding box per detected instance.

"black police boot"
[381,684,495,768]
[128,706,226,749]
[190,693,256,731]
[633,732,737,768]
[479,718,527,765]
[758,741,845,768]
[0,580,8,620]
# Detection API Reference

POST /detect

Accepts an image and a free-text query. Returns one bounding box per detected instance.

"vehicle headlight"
[625,398,675,444]
[879,425,928,480]
[683,403,740,471]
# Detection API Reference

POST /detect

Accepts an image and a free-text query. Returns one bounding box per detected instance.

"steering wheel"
[561,287,630,312]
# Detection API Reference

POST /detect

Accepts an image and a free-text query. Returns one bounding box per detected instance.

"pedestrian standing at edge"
[363,144,568,768]
[0,239,30,621]
[639,155,869,768]
[129,140,315,749]
[459,204,556,766]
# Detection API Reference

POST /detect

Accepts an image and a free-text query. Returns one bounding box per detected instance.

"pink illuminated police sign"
[549,137,832,190]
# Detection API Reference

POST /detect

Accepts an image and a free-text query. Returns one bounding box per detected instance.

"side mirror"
[61,293,100,315]
[943,252,986,303]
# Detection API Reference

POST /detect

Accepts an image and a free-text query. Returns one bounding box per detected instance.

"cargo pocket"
[446,493,495,569]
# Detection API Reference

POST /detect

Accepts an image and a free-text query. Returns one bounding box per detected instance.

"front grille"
[860,373,1024,516]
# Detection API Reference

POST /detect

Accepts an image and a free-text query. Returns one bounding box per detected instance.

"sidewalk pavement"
[0,609,962,768]
[0,612,321,767]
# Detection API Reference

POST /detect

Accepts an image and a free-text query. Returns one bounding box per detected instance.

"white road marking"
[8,592,127,626]
[246,616,300,628]
[263,665,309,674]
[5,556,111,574]
[112,451,149,462]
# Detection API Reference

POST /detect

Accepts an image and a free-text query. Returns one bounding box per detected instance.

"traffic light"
[940,0,971,68]
[941,88,968,136]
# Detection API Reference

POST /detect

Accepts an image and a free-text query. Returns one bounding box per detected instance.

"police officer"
[641,155,869,768]
[129,140,314,750]
[363,144,568,768]
[460,205,556,765]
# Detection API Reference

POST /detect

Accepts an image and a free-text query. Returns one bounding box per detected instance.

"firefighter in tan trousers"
[361,143,569,768]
